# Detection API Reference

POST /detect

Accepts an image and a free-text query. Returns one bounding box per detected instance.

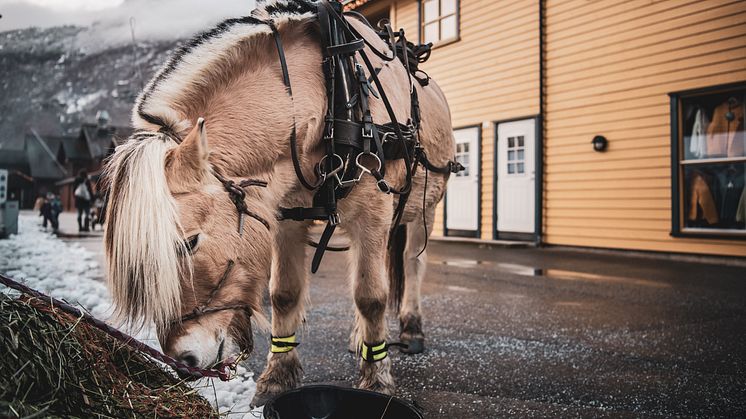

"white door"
[446,127,479,233]
[497,119,536,234]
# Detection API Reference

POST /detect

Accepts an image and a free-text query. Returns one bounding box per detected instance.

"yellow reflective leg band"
[270,334,299,353]
[361,341,388,362]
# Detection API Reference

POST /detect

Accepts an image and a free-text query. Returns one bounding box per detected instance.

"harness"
[149,2,464,364]
[273,1,463,274]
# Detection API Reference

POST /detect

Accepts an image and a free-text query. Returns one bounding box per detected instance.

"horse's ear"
[165,118,210,191]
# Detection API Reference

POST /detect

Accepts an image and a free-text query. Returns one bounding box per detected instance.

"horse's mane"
[104,133,185,330]
[134,0,317,134]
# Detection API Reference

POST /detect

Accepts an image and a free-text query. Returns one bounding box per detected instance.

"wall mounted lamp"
[592,135,608,152]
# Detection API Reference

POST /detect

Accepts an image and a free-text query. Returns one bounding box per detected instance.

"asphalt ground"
[246,239,746,418]
[46,211,746,417]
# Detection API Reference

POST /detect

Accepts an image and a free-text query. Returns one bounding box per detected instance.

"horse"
[103,0,456,405]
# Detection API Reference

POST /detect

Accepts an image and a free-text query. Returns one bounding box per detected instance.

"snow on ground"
[0,213,262,418]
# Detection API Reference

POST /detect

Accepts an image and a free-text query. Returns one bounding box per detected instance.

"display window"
[671,82,746,238]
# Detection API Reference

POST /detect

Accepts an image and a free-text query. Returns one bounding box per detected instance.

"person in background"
[49,193,62,233]
[38,194,52,230]
[90,192,105,231]
[73,170,94,232]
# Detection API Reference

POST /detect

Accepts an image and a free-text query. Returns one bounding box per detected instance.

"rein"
[0,273,242,381]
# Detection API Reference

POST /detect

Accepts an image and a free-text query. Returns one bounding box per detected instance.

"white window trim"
[420,0,460,47]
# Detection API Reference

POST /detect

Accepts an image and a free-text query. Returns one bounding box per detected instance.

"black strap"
[326,38,365,56]
[278,206,329,221]
[311,221,336,273]
[419,152,464,174]
[267,20,321,191]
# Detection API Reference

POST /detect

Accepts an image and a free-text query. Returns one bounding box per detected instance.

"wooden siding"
[392,0,540,238]
[544,0,746,256]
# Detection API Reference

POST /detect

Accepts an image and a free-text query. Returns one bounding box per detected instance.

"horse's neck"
[201,27,327,205]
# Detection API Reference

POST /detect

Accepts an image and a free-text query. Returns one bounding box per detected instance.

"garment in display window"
[689,107,709,159]
[687,171,719,225]
[715,166,745,226]
[706,97,744,158]
[737,188,746,223]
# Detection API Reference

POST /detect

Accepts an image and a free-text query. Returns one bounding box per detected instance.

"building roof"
[24,132,68,180]
[80,124,134,159]
[0,122,132,181]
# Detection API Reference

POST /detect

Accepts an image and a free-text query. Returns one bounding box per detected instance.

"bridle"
[173,260,254,325]
[158,130,272,326]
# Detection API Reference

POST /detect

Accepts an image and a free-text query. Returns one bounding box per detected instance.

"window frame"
[419,0,460,48]
[669,80,746,240]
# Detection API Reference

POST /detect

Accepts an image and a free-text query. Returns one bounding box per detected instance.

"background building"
[347,0,746,257]
[0,114,131,210]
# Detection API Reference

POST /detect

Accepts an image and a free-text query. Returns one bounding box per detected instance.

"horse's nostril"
[178,352,199,368]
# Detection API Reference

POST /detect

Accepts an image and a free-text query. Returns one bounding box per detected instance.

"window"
[506,135,525,176]
[421,0,458,46]
[671,82,746,238]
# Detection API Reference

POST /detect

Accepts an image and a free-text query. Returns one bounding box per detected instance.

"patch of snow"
[64,90,108,114]
[0,213,262,418]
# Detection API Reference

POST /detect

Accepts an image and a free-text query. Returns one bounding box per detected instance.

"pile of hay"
[0,293,217,418]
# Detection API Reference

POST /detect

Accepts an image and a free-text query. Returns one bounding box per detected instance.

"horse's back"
[348,17,455,167]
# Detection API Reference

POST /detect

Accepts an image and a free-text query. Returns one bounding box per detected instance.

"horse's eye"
[184,234,200,254]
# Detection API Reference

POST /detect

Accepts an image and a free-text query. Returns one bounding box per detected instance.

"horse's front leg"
[344,200,396,394]
[251,220,309,407]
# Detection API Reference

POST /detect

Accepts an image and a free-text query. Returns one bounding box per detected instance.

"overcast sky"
[0,0,256,42]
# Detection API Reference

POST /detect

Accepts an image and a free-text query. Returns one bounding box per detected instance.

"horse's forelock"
[104,135,189,331]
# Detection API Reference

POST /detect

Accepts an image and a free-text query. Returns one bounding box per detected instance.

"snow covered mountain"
[0,25,177,142]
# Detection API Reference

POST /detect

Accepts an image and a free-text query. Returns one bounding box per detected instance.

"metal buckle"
[376,179,391,194]
[329,212,341,226]
[362,125,373,139]
[324,126,334,140]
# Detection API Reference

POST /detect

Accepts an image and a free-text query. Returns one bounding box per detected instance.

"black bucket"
[263,385,423,419]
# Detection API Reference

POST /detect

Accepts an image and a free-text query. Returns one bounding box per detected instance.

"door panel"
[497,119,536,234]
[446,127,479,234]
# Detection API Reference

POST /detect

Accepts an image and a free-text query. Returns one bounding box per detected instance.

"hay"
[0,293,217,418]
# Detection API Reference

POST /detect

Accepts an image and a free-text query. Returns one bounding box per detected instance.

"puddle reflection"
[432,258,669,288]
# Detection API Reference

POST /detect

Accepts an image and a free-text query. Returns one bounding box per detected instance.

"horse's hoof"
[399,336,424,354]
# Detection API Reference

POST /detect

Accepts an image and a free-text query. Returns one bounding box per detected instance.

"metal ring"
[355,152,382,175]
[380,132,395,143]
[318,153,345,179]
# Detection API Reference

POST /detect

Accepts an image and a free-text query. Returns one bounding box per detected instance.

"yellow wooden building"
[347,0,746,257]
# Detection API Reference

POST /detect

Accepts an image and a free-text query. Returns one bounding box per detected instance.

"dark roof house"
[0,120,132,208]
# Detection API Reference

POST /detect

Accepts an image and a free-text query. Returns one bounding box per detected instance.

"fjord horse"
[104,0,455,405]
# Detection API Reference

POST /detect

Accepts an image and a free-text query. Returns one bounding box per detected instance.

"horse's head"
[104,119,272,370]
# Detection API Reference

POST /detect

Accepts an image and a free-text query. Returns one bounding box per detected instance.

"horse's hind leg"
[399,204,435,354]
[251,221,309,407]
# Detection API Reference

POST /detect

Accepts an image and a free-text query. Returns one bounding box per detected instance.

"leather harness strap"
[264,2,462,272]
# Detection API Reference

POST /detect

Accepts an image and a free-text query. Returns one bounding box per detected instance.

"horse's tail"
[387,224,407,312]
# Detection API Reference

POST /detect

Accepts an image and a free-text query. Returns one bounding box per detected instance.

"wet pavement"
[54,211,107,268]
[247,239,746,418]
